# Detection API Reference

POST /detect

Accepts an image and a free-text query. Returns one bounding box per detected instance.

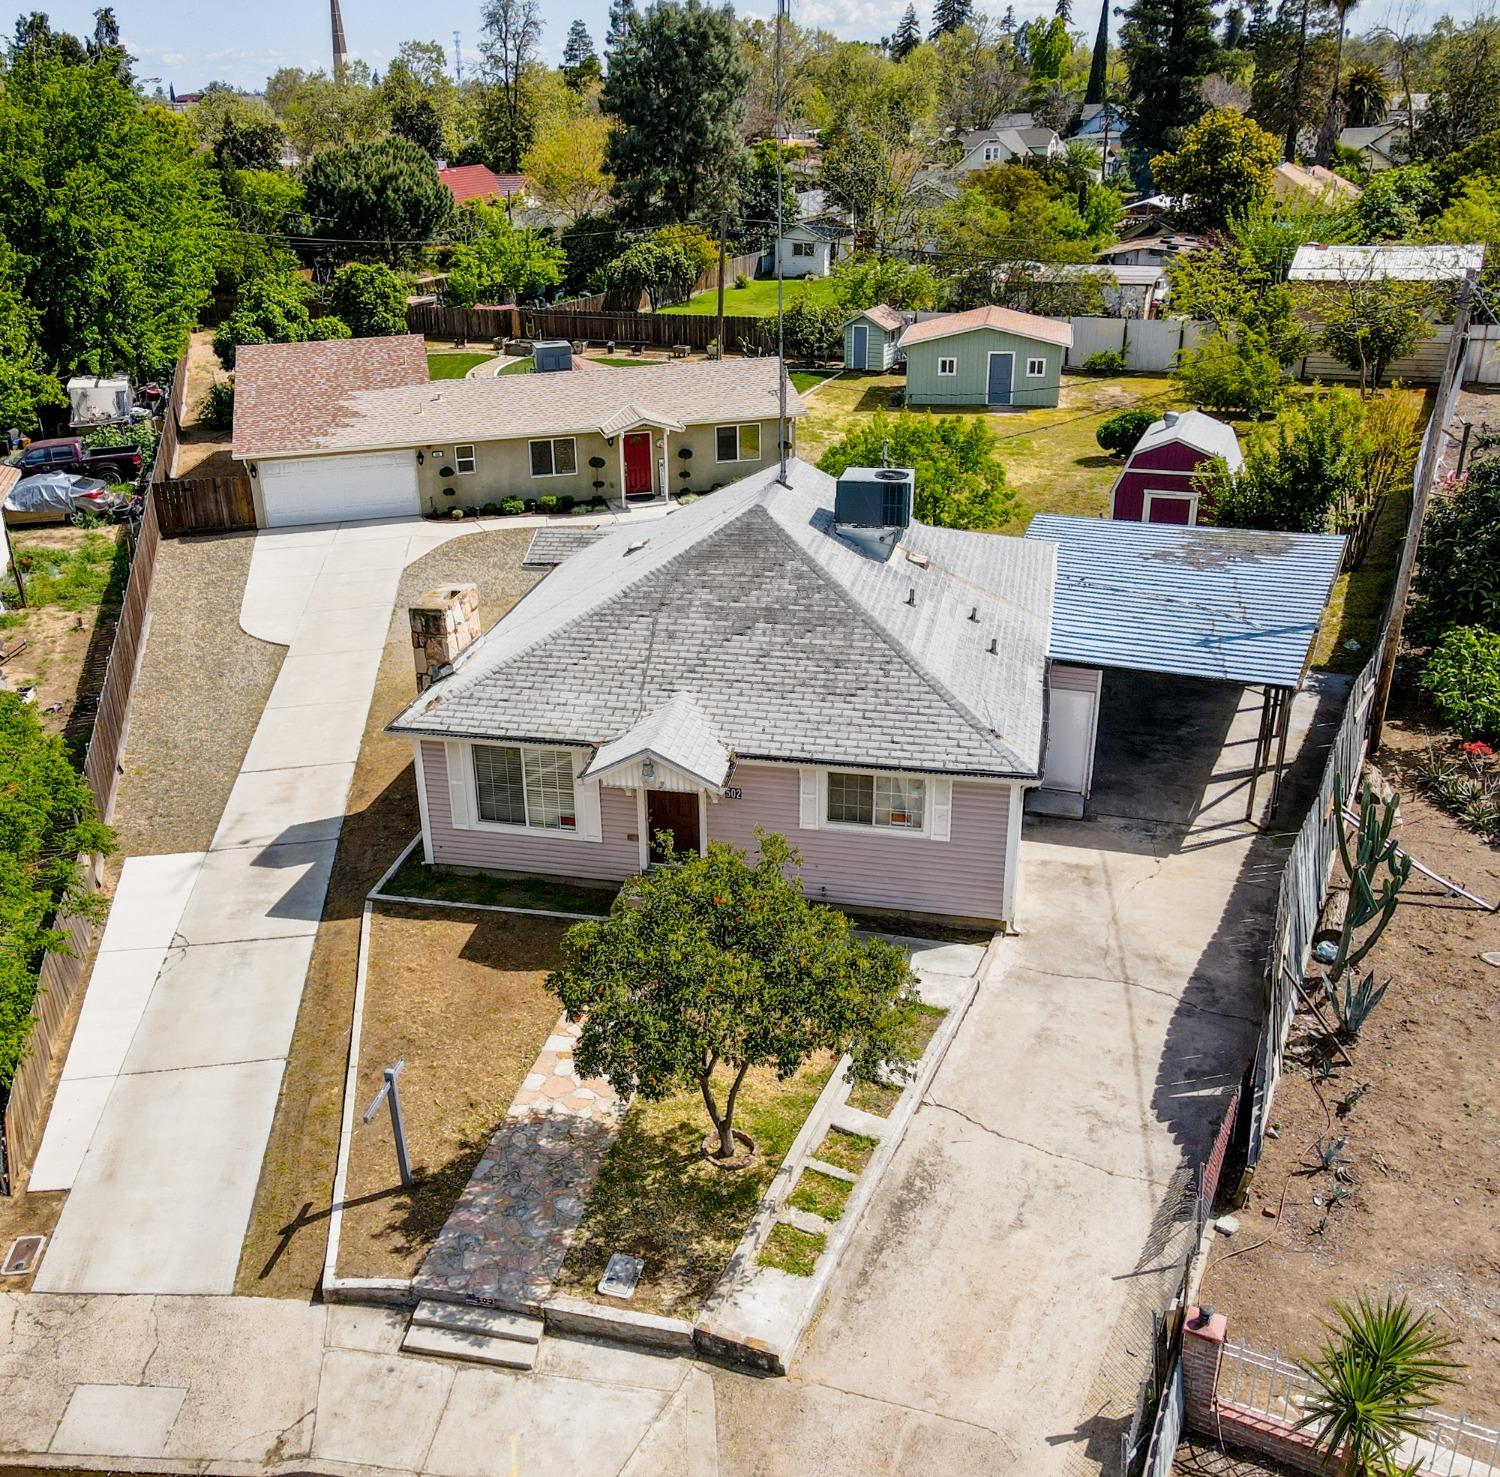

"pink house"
[1109,410,1243,525]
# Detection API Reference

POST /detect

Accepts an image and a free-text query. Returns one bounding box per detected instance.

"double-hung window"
[473,745,577,830]
[826,771,926,831]
[1026,358,1046,377]
[792,240,815,257]
[529,437,577,478]
[937,357,957,377]
[454,444,477,474]
[716,423,761,462]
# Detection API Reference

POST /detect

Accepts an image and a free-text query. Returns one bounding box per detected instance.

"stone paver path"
[414,1016,624,1309]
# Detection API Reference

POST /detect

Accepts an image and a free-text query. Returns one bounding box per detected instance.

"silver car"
[2,473,130,526]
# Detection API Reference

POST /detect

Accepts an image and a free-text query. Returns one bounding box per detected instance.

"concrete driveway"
[32,517,471,1296]
[709,672,1347,1476]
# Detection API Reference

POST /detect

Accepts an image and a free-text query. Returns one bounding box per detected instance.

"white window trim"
[791,239,815,257]
[1026,358,1046,377]
[798,767,952,843]
[715,423,762,463]
[937,357,957,377]
[454,443,477,474]
[1143,489,1199,524]
[528,436,578,479]
[445,740,601,842]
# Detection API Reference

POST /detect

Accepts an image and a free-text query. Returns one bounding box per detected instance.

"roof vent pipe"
[1163,409,1180,427]
[969,606,979,622]
[905,587,916,606]
[987,638,998,654]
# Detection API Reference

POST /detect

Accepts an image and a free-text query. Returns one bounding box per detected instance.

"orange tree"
[546,831,921,1162]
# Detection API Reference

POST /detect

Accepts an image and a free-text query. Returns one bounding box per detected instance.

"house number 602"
[723,787,743,800]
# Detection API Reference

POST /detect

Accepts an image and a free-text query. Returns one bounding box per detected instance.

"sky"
[30,0,1476,96]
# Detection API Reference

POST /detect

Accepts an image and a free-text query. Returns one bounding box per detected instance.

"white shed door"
[258,451,420,527]
[1043,688,1096,795]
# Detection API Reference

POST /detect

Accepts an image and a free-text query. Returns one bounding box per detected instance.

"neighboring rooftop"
[437,164,527,205]
[231,334,429,461]
[1131,410,1244,471]
[522,527,606,567]
[1272,161,1362,203]
[234,356,804,461]
[786,214,852,241]
[898,305,1073,350]
[1026,514,1345,688]
[390,459,1057,779]
[1288,242,1484,282]
[842,304,908,332]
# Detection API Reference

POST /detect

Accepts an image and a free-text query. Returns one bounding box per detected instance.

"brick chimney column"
[1181,1305,1227,1433]
[408,583,480,692]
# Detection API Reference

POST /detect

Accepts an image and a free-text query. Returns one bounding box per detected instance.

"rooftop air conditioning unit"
[533,339,573,373]
[833,466,915,561]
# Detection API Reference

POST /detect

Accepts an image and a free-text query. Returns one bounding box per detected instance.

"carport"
[1026,515,1347,819]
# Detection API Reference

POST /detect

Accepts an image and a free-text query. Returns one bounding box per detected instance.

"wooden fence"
[154,475,256,537]
[406,301,777,355]
[687,249,766,297]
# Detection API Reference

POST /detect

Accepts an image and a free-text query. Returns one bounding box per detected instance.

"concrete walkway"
[32,518,477,1295]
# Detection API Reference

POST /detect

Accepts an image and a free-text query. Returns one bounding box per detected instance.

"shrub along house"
[231,337,803,526]
[1109,410,1242,525]
[899,307,1073,410]
[388,460,1057,929]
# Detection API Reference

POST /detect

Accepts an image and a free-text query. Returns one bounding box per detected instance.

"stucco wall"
[413,414,788,512]
[905,326,1065,408]
[420,744,1014,922]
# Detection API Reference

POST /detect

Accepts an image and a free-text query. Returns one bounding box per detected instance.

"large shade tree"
[1120,0,1220,160]
[301,136,453,263]
[603,0,748,226]
[546,832,922,1161]
[1150,107,1280,231]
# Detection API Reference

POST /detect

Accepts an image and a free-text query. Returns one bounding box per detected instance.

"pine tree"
[606,0,638,58]
[1244,0,1271,47]
[1119,0,1219,159]
[889,3,922,59]
[1056,0,1073,23]
[928,0,974,42]
[1086,0,1109,103]
[562,19,601,88]
[1223,5,1246,47]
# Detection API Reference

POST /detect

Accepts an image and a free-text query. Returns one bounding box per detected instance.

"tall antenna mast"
[330,0,348,77]
[774,0,789,488]
[453,30,463,83]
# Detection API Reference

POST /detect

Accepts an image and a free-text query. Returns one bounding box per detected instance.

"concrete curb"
[320,835,422,1302]
[694,940,992,1374]
[367,889,607,923]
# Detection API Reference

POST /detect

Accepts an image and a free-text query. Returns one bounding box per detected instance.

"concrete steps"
[401,1299,543,1370]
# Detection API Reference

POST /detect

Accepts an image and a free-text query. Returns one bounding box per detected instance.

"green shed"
[840,305,908,371]
[898,305,1074,409]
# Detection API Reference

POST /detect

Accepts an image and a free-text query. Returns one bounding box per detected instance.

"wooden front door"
[646,790,700,863]
[623,432,654,496]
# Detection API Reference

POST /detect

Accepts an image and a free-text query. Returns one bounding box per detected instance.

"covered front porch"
[599,407,684,506]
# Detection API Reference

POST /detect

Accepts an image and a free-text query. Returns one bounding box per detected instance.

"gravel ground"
[111,532,283,857]
[236,528,544,1299]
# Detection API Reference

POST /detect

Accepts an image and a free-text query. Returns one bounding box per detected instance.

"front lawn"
[427,351,493,380]
[554,1054,837,1318]
[381,856,617,916]
[790,369,835,394]
[662,276,843,316]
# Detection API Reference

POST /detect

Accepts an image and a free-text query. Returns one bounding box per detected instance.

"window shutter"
[444,741,473,829]
[929,778,953,842]
[798,769,820,830]
[572,752,602,842]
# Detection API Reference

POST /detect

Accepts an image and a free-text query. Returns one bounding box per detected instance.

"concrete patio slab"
[50,1384,186,1458]
[173,840,336,945]
[240,701,367,771]
[289,602,400,653]
[211,763,356,850]
[95,852,206,953]
[122,936,315,1073]
[267,648,385,709]
[34,1057,287,1295]
[25,1077,114,1192]
[311,1350,455,1471]
[58,948,165,1081]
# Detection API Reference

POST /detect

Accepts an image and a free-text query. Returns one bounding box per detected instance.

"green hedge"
[1421,626,1500,741]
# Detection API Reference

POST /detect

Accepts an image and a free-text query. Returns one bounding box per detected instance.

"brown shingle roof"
[232,335,430,459]
[897,306,1073,350]
[844,304,907,333]
[236,356,804,460]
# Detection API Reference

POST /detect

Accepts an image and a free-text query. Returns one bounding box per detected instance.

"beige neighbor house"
[230,335,804,528]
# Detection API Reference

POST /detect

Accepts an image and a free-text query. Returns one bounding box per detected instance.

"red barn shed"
[1109,410,1243,525]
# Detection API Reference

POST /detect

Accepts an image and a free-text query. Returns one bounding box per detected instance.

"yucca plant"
[1322,969,1392,1041]
[1297,1295,1461,1475]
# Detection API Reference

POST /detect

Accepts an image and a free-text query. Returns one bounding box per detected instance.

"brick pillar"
[408,583,480,692]
[1182,1305,1227,1433]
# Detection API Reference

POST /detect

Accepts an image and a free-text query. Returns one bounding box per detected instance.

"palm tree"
[1344,65,1391,128]
[1297,1295,1461,1476]
[1315,0,1361,163]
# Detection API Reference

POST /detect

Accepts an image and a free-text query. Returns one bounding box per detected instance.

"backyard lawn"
[427,351,494,380]
[663,276,842,316]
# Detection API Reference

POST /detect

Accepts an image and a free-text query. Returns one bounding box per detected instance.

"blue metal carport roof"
[1025,514,1346,689]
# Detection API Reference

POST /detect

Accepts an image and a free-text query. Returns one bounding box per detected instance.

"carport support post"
[1269,687,1293,816]
[1245,687,1274,821]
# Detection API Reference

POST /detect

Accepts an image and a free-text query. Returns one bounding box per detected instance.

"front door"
[1042,687,1097,795]
[851,323,868,370]
[623,432,654,497]
[986,352,1014,406]
[646,790,700,863]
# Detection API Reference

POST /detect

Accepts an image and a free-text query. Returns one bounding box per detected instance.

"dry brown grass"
[335,904,566,1280]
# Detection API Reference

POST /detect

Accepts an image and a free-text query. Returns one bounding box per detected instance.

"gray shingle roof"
[1027,514,1345,688]
[522,527,605,567]
[390,460,1056,778]
[583,691,732,788]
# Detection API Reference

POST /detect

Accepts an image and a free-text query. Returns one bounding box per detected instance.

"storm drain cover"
[598,1253,645,1300]
[2,1235,44,1276]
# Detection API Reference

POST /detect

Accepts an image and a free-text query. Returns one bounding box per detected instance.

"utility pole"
[1367,271,1475,751]
[773,0,789,487]
[716,212,728,363]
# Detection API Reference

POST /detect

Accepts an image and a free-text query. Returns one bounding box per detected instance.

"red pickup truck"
[3,436,144,484]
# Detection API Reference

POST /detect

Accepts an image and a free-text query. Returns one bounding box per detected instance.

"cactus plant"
[1328,775,1411,984]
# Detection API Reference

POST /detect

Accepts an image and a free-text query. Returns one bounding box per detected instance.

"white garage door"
[258,450,420,528]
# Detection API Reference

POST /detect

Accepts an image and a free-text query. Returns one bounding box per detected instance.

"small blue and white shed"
[840,305,909,372]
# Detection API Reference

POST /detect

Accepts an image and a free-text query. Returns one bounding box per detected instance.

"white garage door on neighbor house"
[257,450,420,527]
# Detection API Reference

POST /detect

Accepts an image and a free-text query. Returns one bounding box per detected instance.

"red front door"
[623,432,653,496]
